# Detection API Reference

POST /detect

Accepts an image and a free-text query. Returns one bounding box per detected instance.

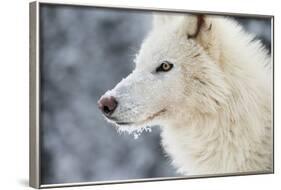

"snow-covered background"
[39,4,271,184]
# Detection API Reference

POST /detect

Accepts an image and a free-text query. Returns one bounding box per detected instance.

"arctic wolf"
[98,14,273,175]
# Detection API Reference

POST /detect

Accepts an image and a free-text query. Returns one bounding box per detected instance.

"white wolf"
[98,14,273,175]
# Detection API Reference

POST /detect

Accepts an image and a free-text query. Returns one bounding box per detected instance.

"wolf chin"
[98,14,273,175]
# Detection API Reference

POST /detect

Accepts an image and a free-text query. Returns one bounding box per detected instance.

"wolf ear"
[187,15,204,39]
[185,15,211,39]
[184,15,220,61]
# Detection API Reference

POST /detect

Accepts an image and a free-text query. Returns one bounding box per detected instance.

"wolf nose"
[98,96,118,116]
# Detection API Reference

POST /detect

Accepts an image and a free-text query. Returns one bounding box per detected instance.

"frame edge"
[28,1,274,188]
[29,1,40,189]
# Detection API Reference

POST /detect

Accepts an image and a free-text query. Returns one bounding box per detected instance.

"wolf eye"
[156,61,173,72]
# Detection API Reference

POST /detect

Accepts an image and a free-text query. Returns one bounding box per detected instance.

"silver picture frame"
[30,1,274,188]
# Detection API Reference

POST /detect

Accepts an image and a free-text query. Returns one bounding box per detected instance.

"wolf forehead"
[134,14,207,69]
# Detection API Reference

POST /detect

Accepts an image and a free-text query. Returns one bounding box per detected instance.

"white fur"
[100,14,273,175]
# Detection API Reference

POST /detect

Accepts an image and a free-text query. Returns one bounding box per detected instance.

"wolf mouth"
[109,108,167,126]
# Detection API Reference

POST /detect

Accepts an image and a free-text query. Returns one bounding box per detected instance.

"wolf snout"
[98,96,118,116]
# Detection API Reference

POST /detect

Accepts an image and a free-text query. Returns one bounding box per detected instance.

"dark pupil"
[156,61,173,72]
[163,63,169,70]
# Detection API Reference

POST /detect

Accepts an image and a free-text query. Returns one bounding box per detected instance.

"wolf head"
[98,14,230,131]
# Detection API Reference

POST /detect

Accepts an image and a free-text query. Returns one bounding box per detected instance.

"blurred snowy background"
[39,4,272,184]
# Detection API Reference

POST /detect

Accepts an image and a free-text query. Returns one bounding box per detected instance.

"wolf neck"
[161,101,271,175]
[161,113,239,174]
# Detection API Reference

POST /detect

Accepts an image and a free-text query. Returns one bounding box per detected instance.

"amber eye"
[156,61,173,72]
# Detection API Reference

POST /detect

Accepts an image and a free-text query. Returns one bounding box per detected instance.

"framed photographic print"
[29,1,274,188]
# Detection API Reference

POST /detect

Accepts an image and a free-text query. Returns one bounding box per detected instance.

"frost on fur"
[98,14,273,175]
